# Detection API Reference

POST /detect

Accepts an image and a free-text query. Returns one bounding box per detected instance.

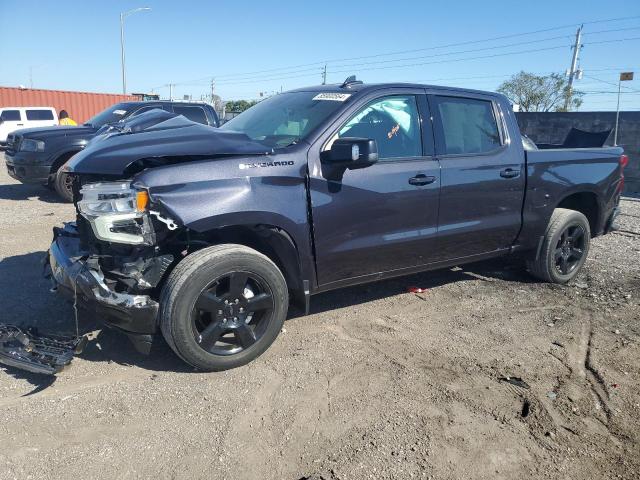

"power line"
[329,26,640,71]
[209,37,640,87]
[325,37,640,77]
[162,15,640,86]
[583,74,640,92]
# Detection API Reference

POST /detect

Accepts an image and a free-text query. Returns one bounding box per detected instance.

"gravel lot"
[0,165,639,480]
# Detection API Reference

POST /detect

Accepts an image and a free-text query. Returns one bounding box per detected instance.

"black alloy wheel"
[527,208,591,284]
[554,224,587,275]
[192,271,275,356]
[160,244,289,371]
[54,170,74,202]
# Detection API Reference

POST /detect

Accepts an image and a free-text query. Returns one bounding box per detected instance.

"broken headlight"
[78,182,153,245]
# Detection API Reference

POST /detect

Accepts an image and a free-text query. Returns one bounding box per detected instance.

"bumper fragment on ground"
[0,325,87,375]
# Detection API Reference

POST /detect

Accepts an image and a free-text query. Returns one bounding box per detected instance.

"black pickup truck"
[4,101,219,201]
[44,78,626,371]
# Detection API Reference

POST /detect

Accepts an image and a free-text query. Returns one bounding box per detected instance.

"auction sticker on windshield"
[313,93,351,101]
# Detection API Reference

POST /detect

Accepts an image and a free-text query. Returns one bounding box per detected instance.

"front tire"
[53,169,74,202]
[527,208,591,284]
[159,244,288,371]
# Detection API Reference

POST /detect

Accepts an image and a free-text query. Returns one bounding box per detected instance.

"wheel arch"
[49,149,81,176]
[191,223,308,312]
[555,189,601,235]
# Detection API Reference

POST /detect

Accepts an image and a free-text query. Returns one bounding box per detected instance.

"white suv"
[0,107,59,145]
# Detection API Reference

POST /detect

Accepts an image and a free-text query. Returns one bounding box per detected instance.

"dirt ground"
[0,165,639,480]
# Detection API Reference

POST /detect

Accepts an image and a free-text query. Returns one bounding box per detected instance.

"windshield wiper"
[282,138,300,147]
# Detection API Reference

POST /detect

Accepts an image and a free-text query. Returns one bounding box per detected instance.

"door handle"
[500,168,520,179]
[17,124,24,126]
[408,174,437,186]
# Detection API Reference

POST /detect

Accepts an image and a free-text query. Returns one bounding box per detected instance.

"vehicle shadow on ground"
[294,257,537,318]
[0,251,537,383]
[0,251,73,331]
[0,251,84,393]
[0,367,58,396]
[0,182,62,203]
[78,329,193,373]
[79,258,536,372]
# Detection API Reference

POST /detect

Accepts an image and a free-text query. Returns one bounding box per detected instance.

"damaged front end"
[1,180,180,375]
[45,179,182,357]
[48,223,164,349]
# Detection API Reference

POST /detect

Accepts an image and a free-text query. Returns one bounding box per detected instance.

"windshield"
[220,92,349,148]
[84,103,132,127]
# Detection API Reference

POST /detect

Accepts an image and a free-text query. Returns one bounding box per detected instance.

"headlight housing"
[77,182,142,215]
[19,139,45,152]
[78,182,153,245]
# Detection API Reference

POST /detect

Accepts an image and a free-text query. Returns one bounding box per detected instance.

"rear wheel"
[160,244,288,371]
[527,208,591,284]
[53,169,74,202]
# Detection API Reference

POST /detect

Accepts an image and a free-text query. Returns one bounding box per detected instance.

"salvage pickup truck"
[46,77,626,371]
[4,100,219,202]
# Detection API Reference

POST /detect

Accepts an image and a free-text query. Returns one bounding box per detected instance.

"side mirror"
[326,137,378,169]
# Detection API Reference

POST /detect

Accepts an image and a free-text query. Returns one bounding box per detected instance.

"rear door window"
[431,96,502,155]
[1,110,22,121]
[173,105,209,125]
[26,109,55,121]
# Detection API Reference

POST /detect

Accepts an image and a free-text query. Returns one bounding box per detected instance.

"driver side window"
[338,96,422,160]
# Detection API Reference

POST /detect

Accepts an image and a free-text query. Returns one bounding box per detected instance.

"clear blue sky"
[1,0,639,110]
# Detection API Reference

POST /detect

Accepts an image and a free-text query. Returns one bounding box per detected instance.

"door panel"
[430,94,524,261]
[309,92,440,286]
[310,159,440,284]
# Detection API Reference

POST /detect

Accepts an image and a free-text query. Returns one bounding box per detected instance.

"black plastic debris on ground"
[0,325,87,375]
[499,376,530,389]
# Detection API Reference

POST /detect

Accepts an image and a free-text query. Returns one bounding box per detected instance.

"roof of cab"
[287,81,502,99]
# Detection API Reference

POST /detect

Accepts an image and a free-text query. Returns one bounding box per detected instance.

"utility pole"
[29,66,33,89]
[564,24,583,111]
[169,83,173,101]
[322,64,327,85]
[210,78,216,103]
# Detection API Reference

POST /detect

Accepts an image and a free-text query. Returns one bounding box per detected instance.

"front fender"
[134,155,316,287]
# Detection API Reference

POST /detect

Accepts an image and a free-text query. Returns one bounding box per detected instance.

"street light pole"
[614,72,635,146]
[120,13,126,94]
[614,79,622,146]
[120,7,151,94]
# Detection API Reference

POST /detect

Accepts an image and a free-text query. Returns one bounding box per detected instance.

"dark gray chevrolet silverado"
[44,78,626,371]
[4,101,219,201]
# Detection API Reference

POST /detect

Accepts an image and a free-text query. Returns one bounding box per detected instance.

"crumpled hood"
[66,112,273,177]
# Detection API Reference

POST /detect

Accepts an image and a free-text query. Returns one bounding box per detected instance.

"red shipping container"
[0,87,138,124]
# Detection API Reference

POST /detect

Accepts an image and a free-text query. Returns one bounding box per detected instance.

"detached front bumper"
[48,224,159,338]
